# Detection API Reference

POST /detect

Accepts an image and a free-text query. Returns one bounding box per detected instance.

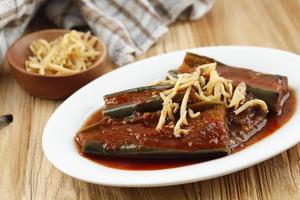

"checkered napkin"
[0,0,214,66]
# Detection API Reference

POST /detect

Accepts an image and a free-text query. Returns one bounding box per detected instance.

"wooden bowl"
[6,29,107,99]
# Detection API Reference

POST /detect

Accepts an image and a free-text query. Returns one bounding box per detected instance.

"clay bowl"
[6,29,107,99]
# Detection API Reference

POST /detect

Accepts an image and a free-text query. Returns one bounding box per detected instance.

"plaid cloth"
[1,0,214,66]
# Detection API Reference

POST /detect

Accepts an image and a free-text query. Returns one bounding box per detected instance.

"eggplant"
[102,101,225,122]
[174,65,284,113]
[103,96,163,118]
[180,52,215,70]
[103,89,228,119]
[178,52,289,114]
[135,96,164,112]
[103,91,188,118]
[77,104,230,159]
[103,85,167,118]
[247,86,284,114]
[82,141,228,158]
[168,68,281,113]
[78,114,146,133]
[104,84,173,108]
[104,85,172,99]
[103,103,138,118]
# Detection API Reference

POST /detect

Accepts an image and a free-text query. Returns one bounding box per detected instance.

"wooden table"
[1,0,300,199]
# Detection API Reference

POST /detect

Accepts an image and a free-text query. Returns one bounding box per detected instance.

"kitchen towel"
[0,0,214,66]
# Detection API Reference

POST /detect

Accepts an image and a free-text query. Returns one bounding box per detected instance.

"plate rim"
[42,45,300,187]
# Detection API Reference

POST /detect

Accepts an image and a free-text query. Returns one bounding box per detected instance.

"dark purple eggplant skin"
[102,96,163,118]
[103,85,173,118]
[82,141,228,159]
[104,85,173,98]
[103,90,188,118]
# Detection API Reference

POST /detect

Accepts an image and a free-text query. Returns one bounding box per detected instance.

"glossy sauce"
[76,89,297,170]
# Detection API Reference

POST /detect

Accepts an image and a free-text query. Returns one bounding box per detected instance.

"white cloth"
[0,0,214,66]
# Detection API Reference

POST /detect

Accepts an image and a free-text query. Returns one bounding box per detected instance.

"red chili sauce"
[75,89,297,170]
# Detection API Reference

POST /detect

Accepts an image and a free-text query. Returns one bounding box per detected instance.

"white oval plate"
[43,46,300,187]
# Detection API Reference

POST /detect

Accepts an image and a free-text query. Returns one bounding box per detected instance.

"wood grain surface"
[1,0,300,199]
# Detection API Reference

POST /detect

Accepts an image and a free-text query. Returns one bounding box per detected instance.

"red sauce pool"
[76,89,297,170]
